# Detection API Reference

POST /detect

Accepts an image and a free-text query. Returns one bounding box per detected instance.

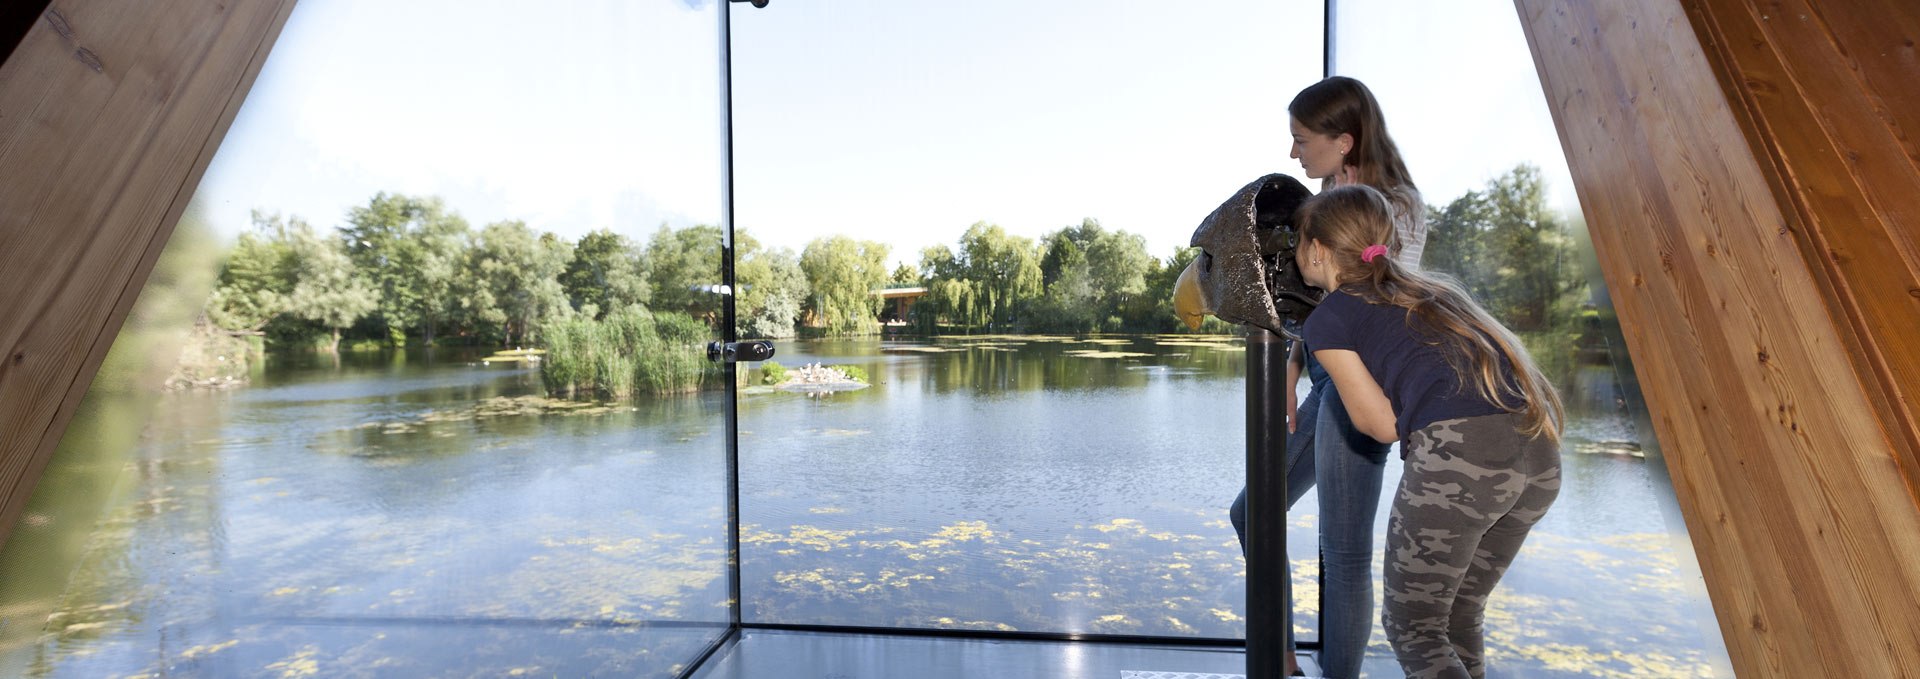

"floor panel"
[686,629,1247,679]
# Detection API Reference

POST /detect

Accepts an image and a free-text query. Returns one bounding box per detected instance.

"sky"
[193,0,1581,271]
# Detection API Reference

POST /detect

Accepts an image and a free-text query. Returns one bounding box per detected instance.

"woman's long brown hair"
[1301,185,1565,442]
[1289,76,1422,217]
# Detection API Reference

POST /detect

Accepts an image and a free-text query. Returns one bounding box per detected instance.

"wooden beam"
[1682,0,1920,505]
[1516,0,1920,676]
[0,0,298,549]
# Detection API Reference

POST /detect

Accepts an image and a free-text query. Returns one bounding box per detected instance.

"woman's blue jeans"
[1231,353,1390,679]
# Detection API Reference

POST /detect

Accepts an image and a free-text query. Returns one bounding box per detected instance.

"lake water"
[1,336,1729,678]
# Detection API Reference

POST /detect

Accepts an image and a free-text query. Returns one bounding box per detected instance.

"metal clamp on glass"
[707,341,776,364]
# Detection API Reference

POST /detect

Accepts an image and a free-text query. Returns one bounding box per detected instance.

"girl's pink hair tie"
[1361,244,1389,263]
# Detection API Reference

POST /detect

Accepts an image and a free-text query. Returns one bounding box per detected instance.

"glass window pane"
[0,3,733,677]
[1323,0,1737,676]
[730,0,1322,640]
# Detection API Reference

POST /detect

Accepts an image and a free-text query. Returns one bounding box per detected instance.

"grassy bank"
[540,307,710,400]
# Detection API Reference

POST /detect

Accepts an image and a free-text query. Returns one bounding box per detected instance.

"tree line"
[199,198,1205,352]
[202,164,1584,357]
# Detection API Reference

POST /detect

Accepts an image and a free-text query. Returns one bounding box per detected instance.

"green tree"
[561,229,650,319]
[645,224,724,322]
[286,222,377,353]
[205,210,299,334]
[1425,164,1588,384]
[889,263,920,287]
[1031,219,1151,331]
[1031,237,1098,331]
[735,230,807,339]
[448,257,500,344]
[1085,227,1151,308]
[406,208,471,346]
[799,235,890,335]
[342,194,421,341]
[337,194,475,345]
[1483,165,1581,331]
[1423,189,1495,295]
[948,222,1042,329]
[471,220,574,346]
[1425,164,1584,333]
[914,245,974,331]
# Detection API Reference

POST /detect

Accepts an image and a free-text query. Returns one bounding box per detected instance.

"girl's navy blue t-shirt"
[1302,289,1513,443]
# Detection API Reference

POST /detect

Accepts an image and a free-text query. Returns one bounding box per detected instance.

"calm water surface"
[2,336,1725,678]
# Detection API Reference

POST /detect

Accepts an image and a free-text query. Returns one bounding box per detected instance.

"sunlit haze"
[196,0,1576,270]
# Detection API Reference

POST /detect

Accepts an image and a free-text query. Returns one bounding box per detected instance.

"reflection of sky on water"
[10,339,1724,678]
[1289,368,1725,678]
[10,357,733,678]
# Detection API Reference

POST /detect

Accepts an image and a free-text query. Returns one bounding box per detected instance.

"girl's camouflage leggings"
[1383,413,1562,679]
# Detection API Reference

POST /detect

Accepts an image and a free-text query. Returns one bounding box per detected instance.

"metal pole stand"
[1245,327,1288,677]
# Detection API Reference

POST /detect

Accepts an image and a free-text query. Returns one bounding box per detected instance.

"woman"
[1297,184,1563,679]
[1229,75,1425,677]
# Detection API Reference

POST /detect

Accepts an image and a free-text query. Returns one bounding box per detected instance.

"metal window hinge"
[707,341,775,363]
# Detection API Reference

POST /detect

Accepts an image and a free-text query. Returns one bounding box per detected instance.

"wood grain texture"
[1684,0,1920,505]
[0,0,297,549]
[1516,0,1920,676]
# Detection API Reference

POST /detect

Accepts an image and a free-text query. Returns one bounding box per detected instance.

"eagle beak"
[1172,257,1212,330]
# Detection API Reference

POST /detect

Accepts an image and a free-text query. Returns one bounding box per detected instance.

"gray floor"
[1293,650,1405,678]
[685,629,1249,679]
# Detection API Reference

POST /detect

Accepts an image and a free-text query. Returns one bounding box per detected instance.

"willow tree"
[799,235,890,336]
[954,222,1042,329]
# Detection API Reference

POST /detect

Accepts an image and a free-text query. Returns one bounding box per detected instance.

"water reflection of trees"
[10,361,733,676]
[10,398,233,678]
[0,209,231,677]
[899,338,1242,395]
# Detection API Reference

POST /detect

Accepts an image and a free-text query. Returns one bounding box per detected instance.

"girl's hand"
[1332,164,1361,187]
[1286,385,1298,433]
[1285,342,1304,433]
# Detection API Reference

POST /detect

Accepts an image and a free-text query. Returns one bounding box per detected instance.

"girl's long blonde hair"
[1302,185,1565,442]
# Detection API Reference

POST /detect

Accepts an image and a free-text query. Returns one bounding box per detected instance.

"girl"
[1296,184,1563,679]
[1229,75,1424,677]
